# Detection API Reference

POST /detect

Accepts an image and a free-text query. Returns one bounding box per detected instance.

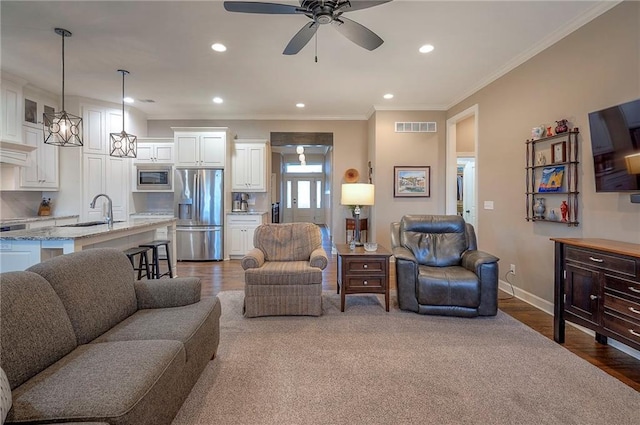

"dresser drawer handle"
[363,264,368,269]
[589,256,604,263]
[630,329,640,338]
[629,307,640,315]
[589,295,598,300]
[363,280,368,285]
[629,286,640,294]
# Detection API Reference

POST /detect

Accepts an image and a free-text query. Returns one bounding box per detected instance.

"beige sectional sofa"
[0,248,221,425]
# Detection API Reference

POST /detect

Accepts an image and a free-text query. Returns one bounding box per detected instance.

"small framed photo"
[24,99,37,124]
[394,166,431,197]
[551,141,566,163]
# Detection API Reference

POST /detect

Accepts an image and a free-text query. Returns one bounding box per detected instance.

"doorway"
[446,105,478,230]
[282,175,325,224]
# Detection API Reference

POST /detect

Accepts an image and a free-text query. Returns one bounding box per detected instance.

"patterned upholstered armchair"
[390,215,499,317]
[241,222,328,317]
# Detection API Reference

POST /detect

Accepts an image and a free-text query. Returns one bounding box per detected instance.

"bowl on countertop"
[363,242,378,252]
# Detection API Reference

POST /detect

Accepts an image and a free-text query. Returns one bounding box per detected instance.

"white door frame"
[446,104,478,220]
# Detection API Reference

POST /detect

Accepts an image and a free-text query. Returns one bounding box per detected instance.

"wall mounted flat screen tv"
[588,98,640,192]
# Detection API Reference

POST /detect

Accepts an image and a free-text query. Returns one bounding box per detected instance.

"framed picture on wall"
[394,166,431,197]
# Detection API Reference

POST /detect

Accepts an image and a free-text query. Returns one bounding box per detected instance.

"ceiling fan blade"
[223,1,302,14]
[283,22,318,55]
[332,17,383,51]
[337,0,393,13]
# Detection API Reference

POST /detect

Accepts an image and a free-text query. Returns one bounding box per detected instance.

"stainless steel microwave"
[136,165,172,191]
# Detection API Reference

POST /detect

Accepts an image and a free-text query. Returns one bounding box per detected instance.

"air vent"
[395,122,437,133]
[138,99,155,103]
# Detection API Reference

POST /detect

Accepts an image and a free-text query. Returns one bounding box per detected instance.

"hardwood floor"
[176,232,640,392]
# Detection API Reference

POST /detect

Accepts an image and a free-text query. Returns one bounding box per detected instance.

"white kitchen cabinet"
[135,139,174,164]
[227,213,266,258]
[20,125,59,189]
[82,104,122,156]
[1,77,24,144]
[83,154,129,222]
[231,139,268,192]
[173,128,226,167]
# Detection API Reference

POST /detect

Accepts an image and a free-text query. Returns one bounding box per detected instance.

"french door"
[283,176,324,224]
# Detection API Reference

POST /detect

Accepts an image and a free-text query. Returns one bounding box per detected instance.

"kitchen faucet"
[90,194,114,229]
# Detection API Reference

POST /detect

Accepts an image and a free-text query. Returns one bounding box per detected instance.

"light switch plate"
[484,201,494,210]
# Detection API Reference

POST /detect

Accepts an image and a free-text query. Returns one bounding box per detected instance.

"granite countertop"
[0,215,80,226]
[227,211,268,216]
[129,211,175,216]
[0,217,176,241]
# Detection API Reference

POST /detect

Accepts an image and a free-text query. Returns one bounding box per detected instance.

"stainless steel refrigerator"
[174,168,224,260]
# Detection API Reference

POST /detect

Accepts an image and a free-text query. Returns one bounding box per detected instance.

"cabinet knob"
[589,295,598,300]
[363,281,368,285]
[363,264,368,269]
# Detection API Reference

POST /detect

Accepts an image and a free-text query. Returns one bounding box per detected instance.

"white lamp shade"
[625,152,640,174]
[341,183,375,206]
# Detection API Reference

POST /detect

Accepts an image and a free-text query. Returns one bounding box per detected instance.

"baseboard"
[499,279,640,361]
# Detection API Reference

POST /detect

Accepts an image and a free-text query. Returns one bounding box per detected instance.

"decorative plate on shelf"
[344,168,359,183]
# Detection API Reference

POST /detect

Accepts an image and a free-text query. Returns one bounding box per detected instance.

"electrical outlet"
[509,264,516,275]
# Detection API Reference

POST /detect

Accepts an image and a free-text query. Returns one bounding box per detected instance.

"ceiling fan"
[223,1,392,55]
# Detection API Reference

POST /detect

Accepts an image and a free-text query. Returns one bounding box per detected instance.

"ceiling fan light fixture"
[419,44,435,54]
[44,27,83,147]
[109,69,137,158]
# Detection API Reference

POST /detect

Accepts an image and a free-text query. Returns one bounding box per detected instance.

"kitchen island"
[0,217,176,273]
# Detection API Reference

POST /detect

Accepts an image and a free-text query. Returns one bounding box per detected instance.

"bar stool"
[139,240,173,279]
[124,246,152,280]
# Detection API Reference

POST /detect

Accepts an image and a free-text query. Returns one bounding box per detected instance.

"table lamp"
[341,183,375,246]
[624,152,640,203]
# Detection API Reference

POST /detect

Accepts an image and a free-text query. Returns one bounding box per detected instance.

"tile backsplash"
[0,191,45,218]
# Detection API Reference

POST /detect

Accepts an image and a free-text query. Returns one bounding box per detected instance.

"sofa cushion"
[0,271,77,389]
[92,297,221,363]
[28,248,138,345]
[253,223,322,261]
[7,340,185,425]
[400,215,468,267]
[245,261,323,285]
[416,265,480,308]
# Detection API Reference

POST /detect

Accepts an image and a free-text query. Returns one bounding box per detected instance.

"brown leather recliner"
[390,215,499,317]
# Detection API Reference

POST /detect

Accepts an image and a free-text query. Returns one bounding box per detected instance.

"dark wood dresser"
[551,238,640,351]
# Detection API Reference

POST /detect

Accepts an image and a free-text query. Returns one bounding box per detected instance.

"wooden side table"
[345,218,368,243]
[336,244,391,312]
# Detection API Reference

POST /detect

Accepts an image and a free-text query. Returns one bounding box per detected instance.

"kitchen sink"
[59,220,123,228]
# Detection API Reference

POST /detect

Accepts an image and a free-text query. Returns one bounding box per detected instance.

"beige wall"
[148,119,368,244]
[447,1,640,301]
[456,116,475,153]
[372,110,447,249]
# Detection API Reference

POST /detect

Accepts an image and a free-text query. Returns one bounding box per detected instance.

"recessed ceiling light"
[211,43,227,52]
[296,103,305,108]
[383,93,394,100]
[212,97,223,104]
[123,97,134,104]
[419,44,435,54]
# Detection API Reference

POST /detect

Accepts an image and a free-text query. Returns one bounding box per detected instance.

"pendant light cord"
[61,30,65,112]
[121,71,125,130]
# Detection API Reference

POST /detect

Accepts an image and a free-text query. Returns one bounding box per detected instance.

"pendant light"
[109,69,137,158]
[44,28,83,147]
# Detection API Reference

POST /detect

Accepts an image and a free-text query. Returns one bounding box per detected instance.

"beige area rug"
[172,291,639,425]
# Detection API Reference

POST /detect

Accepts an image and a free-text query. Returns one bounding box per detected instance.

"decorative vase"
[560,200,569,222]
[533,198,546,219]
[531,125,545,140]
[555,119,568,134]
[536,152,546,165]
[546,127,553,137]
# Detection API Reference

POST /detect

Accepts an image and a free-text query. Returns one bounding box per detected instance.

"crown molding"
[147,113,370,121]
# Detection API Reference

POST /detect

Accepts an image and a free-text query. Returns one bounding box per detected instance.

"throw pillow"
[0,367,11,424]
